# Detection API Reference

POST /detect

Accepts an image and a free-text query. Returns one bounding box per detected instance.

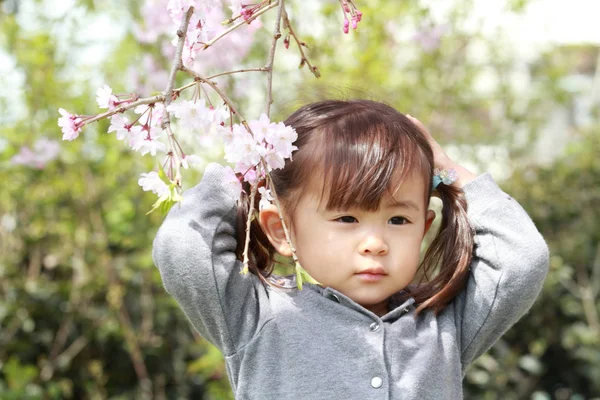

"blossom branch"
[265,0,285,116]
[180,66,248,124]
[282,6,320,78]
[80,95,162,127]
[207,67,268,80]
[242,170,259,274]
[201,1,280,51]
[162,6,195,130]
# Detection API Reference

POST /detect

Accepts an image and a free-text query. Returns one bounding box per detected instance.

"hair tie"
[432,168,458,190]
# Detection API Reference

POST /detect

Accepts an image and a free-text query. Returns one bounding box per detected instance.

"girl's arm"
[454,172,549,368]
[152,163,272,355]
[408,115,550,368]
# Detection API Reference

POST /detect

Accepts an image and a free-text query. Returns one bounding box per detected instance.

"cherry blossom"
[134,103,165,128]
[412,23,449,53]
[258,186,274,210]
[107,114,132,141]
[223,115,298,183]
[96,85,119,109]
[222,165,242,201]
[224,124,265,169]
[340,1,362,34]
[58,108,82,141]
[181,154,202,169]
[167,99,226,134]
[11,137,61,169]
[130,126,166,156]
[138,171,170,196]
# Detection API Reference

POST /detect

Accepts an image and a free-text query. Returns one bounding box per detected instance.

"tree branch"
[282,5,320,78]
[242,175,259,274]
[207,67,268,80]
[265,0,285,116]
[180,66,247,124]
[202,1,280,50]
[81,95,165,127]
[162,6,195,130]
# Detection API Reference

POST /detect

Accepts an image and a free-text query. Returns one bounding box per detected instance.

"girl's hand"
[406,114,477,188]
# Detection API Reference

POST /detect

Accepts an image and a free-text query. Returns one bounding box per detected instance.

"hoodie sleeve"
[453,174,549,370]
[152,163,272,356]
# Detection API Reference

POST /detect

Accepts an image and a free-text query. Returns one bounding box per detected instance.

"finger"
[406,114,433,140]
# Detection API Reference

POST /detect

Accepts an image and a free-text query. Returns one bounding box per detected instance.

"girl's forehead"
[302,168,429,211]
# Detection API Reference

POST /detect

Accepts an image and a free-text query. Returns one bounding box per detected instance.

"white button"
[369,322,380,332]
[402,307,409,314]
[370,376,383,388]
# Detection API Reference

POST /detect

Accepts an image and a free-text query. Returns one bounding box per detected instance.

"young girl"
[153,100,549,399]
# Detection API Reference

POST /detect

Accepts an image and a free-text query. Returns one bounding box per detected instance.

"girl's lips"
[356,272,386,282]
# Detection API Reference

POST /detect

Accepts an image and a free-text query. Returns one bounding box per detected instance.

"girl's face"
[288,172,435,316]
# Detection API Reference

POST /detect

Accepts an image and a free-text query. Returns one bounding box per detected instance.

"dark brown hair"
[236,99,473,315]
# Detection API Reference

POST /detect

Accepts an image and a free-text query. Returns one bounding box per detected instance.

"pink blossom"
[233,162,258,184]
[265,121,298,158]
[412,24,449,53]
[11,137,61,169]
[167,99,226,134]
[126,55,170,95]
[107,114,131,140]
[224,124,264,168]
[130,126,166,156]
[96,85,118,109]
[343,18,349,34]
[223,116,298,180]
[167,0,199,24]
[248,113,273,143]
[181,154,202,169]
[138,171,170,197]
[258,186,274,210]
[135,0,173,43]
[222,165,242,200]
[57,108,82,141]
[134,103,165,128]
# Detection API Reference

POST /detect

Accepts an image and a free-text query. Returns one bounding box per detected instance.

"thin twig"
[242,174,259,274]
[165,124,183,184]
[180,66,247,123]
[81,95,165,126]
[207,67,268,80]
[265,0,285,116]
[202,1,280,50]
[162,6,195,130]
[282,5,320,78]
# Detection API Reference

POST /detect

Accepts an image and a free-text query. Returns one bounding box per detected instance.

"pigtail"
[410,183,474,315]
[235,179,276,283]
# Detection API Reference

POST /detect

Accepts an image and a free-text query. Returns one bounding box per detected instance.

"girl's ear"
[258,204,293,257]
[423,209,436,237]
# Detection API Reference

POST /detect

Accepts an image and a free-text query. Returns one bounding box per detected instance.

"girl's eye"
[336,216,358,223]
[389,216,409,225]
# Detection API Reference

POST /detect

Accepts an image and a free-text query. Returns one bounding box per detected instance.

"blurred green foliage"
[1,0,598,399]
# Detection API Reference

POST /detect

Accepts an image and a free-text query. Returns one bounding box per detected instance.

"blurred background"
[0,0,599,398]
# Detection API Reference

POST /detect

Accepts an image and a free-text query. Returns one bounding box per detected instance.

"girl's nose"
[358,234,389,256]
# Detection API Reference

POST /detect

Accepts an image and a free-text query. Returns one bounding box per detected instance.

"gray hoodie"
[153,163,549,399]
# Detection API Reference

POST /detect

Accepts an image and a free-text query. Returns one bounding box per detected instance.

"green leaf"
[146,184,183,215]
[295,262,319,290]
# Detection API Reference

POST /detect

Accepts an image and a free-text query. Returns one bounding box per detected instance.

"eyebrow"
[384,200,421,212]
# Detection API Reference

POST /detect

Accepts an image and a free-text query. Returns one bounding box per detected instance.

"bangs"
[303,106,432,211]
